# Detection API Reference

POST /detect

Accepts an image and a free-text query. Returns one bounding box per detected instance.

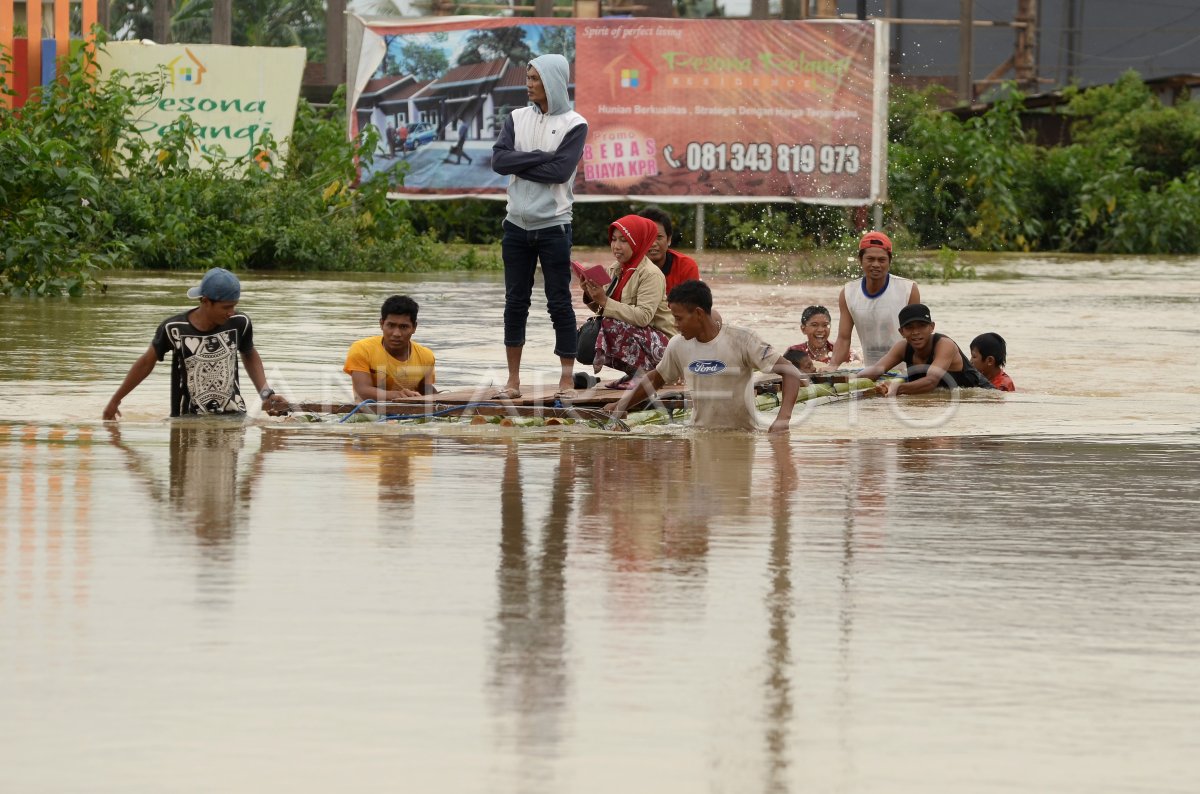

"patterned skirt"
[593,317,670,375]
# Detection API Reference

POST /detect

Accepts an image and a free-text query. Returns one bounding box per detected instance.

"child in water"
[786,305,859,371]
[970,332,1015,391]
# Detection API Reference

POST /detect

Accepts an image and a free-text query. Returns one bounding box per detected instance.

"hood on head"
[529,53,572,115]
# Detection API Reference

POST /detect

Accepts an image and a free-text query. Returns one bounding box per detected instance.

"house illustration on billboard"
[355,56,576,144]
[603,49,656,97]
[165,48,206,90]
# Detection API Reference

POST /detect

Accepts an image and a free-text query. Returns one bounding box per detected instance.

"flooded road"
[2,257,1199,792]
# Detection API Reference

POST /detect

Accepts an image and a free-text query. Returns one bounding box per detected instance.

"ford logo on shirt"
[689,359,727,375]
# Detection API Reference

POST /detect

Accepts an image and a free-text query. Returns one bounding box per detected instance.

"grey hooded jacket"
[491,54,588,230]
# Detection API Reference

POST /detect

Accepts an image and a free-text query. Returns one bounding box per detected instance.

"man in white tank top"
[830,231,921,368]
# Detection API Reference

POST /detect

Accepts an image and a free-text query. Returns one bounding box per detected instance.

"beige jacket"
[592,258,676,337]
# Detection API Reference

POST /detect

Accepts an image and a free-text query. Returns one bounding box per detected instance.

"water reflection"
[764,436,797,794]
[340,434,438,541]
[105,420,273,554]
[102,421,281,612]
[490,439,572,777]
[0,425,94,612]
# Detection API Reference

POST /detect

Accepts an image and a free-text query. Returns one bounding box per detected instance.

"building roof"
[360,76,414,100]
[436,59,508,88]
[494,60,576,90]
[950,72,1200,119]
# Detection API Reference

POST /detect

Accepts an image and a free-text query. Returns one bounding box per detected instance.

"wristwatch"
[259,387,275,400]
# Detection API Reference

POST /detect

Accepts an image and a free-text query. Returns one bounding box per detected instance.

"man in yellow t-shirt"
[343,295,436,401]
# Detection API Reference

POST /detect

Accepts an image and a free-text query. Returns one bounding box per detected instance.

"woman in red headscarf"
[578,214,676,386]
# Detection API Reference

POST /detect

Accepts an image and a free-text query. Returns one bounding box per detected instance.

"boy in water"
[786,304,859,371]
[858,303,993,395]
[603,280,808,432]
[970,332,1015,391]
[103,267,290,419]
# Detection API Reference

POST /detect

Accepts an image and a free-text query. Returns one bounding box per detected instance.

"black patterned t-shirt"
[152,311,254,417]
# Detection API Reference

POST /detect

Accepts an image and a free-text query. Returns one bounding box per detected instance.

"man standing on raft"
[491,54,588,399]
[830,231,921,368]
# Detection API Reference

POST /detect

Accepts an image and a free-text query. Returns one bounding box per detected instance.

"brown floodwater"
[1,257,1198,792]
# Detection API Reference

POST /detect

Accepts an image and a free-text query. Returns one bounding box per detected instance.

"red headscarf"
[607,215,658,302]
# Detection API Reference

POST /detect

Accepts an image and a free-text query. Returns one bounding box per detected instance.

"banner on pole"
[349,16,888,205]
[97,42,306,170]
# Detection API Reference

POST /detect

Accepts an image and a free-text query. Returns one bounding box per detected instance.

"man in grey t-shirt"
[604,281,808,432]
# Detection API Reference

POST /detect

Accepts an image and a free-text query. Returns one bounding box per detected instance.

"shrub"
[2,41,442,296]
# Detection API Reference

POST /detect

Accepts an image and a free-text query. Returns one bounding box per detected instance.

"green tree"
[456,27,534,67]
[108,0,326,61]
[1066,71,1200,181]
[398,37,449,81]
[536,25,575,61]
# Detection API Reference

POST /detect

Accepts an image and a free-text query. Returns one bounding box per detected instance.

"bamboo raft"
[285,371,876,431]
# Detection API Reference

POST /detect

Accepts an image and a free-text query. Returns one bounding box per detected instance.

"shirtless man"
[858,303,993,395]
[830,231,921,368]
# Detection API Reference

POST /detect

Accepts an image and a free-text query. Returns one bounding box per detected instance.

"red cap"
[858,231,893,254]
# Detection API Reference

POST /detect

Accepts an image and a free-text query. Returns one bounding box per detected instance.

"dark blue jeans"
[502,220,578,359]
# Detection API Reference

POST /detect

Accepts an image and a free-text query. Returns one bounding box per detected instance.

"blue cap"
[187,267,241,301]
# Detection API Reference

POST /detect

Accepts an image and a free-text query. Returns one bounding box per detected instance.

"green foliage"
[396,40,451,81]
[457,28,535,67]
[0,42,137,295]
[888,77,1200,255]
[1065,72,1200,173]
[2,43,440,296]
[112,0,327,62]
[889,87,1042,251]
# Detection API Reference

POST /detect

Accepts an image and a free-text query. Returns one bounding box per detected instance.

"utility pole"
[326,0,346,85]
[1014,0,1037,92]
[1062,0,1081,83]
[958,0,973,102]
[211,0,231,44]
[781,0,808,19]
[153,0,170,43]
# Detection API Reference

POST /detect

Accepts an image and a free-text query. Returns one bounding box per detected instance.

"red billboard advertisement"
[348,16,887,205]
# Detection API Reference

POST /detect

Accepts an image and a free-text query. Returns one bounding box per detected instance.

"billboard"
[96,42,307,169]
[348,16,888,205]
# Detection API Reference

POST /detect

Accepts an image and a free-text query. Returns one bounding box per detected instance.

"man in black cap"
[857,303,993,396]
[103,267,290,419]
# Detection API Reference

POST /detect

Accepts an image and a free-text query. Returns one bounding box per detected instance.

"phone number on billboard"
[682,143,861,174]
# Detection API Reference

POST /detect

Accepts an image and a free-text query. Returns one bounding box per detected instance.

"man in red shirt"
[641,208,700,293]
